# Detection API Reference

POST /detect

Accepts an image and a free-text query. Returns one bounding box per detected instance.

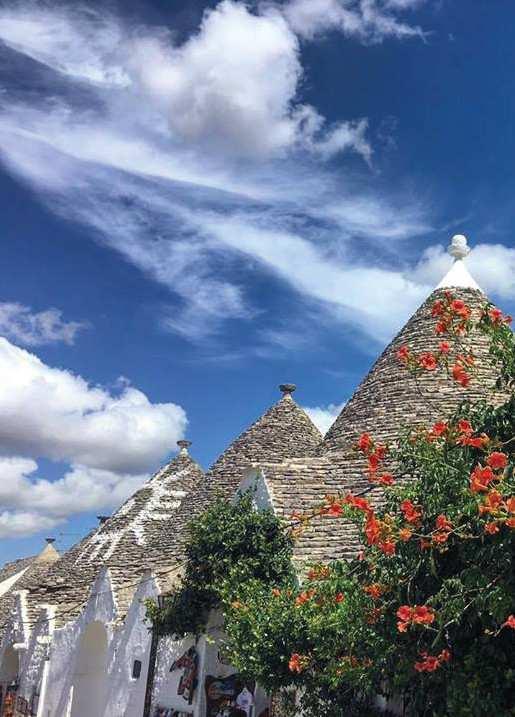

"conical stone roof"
[323,285,508,454]
[257,238,513,567]
[167,386,323,560]
[205,385,323,498]
[0,540,60,639]
[25,447,204,626]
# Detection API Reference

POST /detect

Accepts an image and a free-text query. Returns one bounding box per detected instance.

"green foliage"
[146,492,295,637]
[478,304,515,389]
[220,398,515,716]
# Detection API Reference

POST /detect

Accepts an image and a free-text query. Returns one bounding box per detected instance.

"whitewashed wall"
[1,569,158,717]
[2,573,271,717]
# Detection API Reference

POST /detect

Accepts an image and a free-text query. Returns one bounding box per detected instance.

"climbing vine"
[219,296,515,717]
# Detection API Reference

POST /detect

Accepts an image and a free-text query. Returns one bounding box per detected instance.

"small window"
[132,660,142,679]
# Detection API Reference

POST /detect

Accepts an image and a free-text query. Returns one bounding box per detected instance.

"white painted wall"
[1,568,157,717]
[70,621,109,717]
[152,633,201,714]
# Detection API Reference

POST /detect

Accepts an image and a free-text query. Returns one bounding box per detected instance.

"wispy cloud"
[279,0,427,42]
[0,302,87,346]
[2,0,508,358]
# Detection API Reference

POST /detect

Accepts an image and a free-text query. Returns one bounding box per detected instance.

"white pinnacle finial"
[448,234,470,260]
[436,234,482,292]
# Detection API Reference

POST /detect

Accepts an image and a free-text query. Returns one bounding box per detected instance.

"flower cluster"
[363,583,384,600]
[396,605,435,632]
[431,292,472,335]
[451,353,474,387]
[426,418,489,448]
[307,565,331,581]
[479,490,515,533]
[320,492,372,520]
[463,443,515,532]
[322,487,401,556]
[414,649,451,673]
[400,499,422,526]
[355,432,394,486]
[432,514,453,544]
[483,306,512,326]
[294,586,345,609]
[288,653,310,673]
[397,341,474,388]
[295,589,316,606]
[364,512,397,555]
[455,418,490,448]
[396,292,483,387]
[422,417,514,537]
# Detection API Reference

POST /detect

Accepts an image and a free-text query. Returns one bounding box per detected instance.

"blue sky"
[0,0,514,563]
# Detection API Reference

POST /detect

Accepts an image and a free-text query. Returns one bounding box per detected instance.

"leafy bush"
[147,492,294,637]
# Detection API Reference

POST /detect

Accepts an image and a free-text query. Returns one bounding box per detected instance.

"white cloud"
[303,401,346,434]
[0,302,87,346]
[0,2,433,347]
[128,0,372,160]
[413,243,515,300]
[0,339,187,537]
[0,457,148,538]
[0,337,187,473]
[0,510,60,539]
[4,0,509,357]
[0,1,371,161]
[280,0,425,42]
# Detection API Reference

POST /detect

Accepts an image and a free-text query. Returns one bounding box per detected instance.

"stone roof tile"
[206,390,323,496]
[22,450,204,627]
[323,287,508,454]
[259,287,512,568]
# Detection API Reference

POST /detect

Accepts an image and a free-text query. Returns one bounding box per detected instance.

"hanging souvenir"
[170,646,199,704]
[235,687,254,716]
[205,676,255,717]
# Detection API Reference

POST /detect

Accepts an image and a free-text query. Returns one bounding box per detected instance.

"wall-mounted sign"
[132,660,142,679]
